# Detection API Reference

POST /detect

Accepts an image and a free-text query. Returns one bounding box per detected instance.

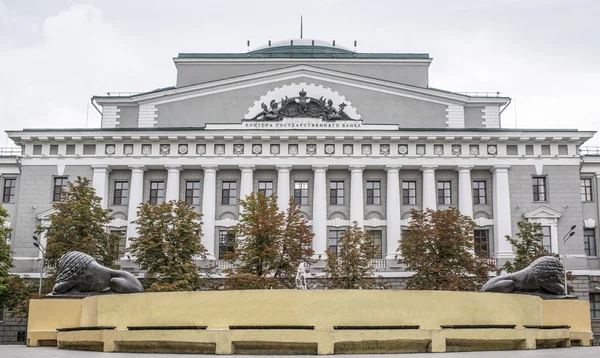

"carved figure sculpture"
[51,251,144,296]
[481,256,564,296]
[295,262,308,290]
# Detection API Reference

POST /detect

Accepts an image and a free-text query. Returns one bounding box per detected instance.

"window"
[258,181,273,197]
[218,230,235,260]
[222,181,237,205]
[584,229,597,257]
[541,145,550,155]
[66,144,76,155]
[367,230,383,259]
[525,145,534,155]
[49,145,58,155]
[366,181,381,205]
[83,144,96,155]
[329,181,344,205]
[437,181,451,205]
[581,178,593,202]
[113,231,127,258]
[113,181,129,205]
[149,181,165,204]
[294,181,309,205]
[558,145,568,155]
[33,145,42,155]
[185,181,201,205]
[53,177,68,201]
[2,178,16,203]
[506,145,518,155]
[402,181,416,205]
[533,177,547,201]
[472,181,487,204]
[474,229,489,257]
[591,293,600,318]
[328,230,344,254]
[541,226,552,253]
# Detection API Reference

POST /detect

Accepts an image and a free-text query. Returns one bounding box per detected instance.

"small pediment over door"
[522,206,562,219]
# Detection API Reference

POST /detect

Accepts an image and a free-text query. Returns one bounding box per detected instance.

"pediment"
[522,206,563,219]
[36,208,57,221]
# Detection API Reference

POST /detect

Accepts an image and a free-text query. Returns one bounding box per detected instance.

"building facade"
[2,39,600,340]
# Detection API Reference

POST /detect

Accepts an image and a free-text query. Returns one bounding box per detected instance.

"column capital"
[91,164,111,173]
[491,164,511,174]
[128,164,146,172]
[456,165,474,173]
[349,165,366,173]
[385,165,402,173]
[202,165,219,173]
[239,165,255,173]
[420,165,438,173]
[165,164,182,172]
[312,165,329,172]
[276,165,293,172]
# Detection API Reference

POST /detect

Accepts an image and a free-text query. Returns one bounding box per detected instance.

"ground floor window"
[584,229,597,256]
[328,230,344,255]
[591,293,600,318]
[218,230,235,260]
[474,229,489,257]
[112,230,127,258]
[367,230,383,259]
[540,226,552,253]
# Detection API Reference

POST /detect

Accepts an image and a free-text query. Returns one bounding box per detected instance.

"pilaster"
[492,165,514,259]
[165,165,182,202]
[385,165,401,258]
[202,165,218,259]
[91,164,111,209]
[456,165,474,218]
[125,165,146,252]
[420,165,438,211]
[276,165,292,212]
[349,165,365,226]
[312,165,328,258]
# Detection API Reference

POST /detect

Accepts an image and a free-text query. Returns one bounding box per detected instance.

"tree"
[400,207,494,291]
[130,200,206,292]
[39,176,120,269]
[225,193,314,289]
[323,221,378,289]
[502,221,548,273]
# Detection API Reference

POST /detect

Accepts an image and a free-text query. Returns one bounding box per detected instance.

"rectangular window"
[113,181,129,205]
[222,181,237,205]
[33,145,42,155]
[185,181,201,205]
[541,226,552,253]
[525,145,534,155]
[49,145,58,155]
[329,181,344,205]
[366,181,381,205]
[367,230,383,259]
[218,230,235,260]
[581,178,593,202]
[149,181,165,204]
[328,230,344,255]
[474,229,489,257]
[437,181,451,205]
[258,181,273,197]
[558,145,568,155]
[66,144,76,155]
[472,181,487,205]
[113,231,127,258]
[53,177,68,202]
[591,293,600,319]
[2,178,16,203]
[506,145,518,155]
[533,177,547,201]
[541,145,551,155]
[294,181,309,205]
[83,144,96,155]
[402,181,416,205]
[584,229,597,257]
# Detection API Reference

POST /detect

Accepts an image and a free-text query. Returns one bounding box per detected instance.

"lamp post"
[32,236,45,295]
[561,225,577,296]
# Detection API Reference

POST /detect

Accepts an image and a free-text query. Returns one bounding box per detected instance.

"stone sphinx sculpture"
[51,251,144,296]
[481,256,565,296]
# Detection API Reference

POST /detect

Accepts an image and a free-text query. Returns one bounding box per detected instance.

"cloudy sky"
[1,0,599,146]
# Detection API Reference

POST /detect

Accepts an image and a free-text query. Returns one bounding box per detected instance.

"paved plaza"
[2,346,600,358]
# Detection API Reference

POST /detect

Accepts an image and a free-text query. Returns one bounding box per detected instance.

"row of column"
[91,164,514,260]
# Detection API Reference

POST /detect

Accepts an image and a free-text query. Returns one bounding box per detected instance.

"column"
[385,165,401,258]
[457,165,474,218]
[349,165,365,226]
[165,165,182,202]
[239,165,255,212]
[421,165,438,211]
[312,165,328,258]
[126,165,146,252]
[492,165,514,259]
[202,165,218,259]
[91,164,111,209]
[276,165,292,212]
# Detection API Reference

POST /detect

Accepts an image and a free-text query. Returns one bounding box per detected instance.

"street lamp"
[562,225,577,295]
[32,236,45,295]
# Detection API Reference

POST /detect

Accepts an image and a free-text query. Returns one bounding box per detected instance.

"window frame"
[437,181,452,205]
[185,181,201,205]
[53,177,68,202]
[113,181,129,206]
[2,178,16,203]
[367,230,383,259]
[328,230,345,255]
[402,181,417,205]
[329,181,344,205]
[218,230,235,260]
[581,178,593,202]
[472,180,487,205]
[366,181,381,205]
[474,229,490,257]
[258,181,273,197]
[294,181,309,205]
[222,181,237,205]
[532,176,548,202]
[540,225,552,253]
[149,181,165,204]
[590,293,600,319]
[584,228,597,257]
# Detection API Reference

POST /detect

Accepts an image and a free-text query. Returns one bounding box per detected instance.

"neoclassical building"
[2,39,600,338]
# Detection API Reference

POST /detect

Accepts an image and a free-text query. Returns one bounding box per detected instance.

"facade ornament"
[434,145,444,156]
[248,90,355,121]
[270,144,280,155]
[288,144,299,155]
[362,144,372,155]
[325,144,335,155]
[306,144,317,155]
[196,144,206,155]
[178,144,188,155]
[50,251,143,296]
[343,144,353,155]
[380,144,390,156]
[295,262,308,290]
[214,144,225,155]
[416,144,426,156]
[233,144,244,155]
[487,145,497,155]
[160,144,170,155]
[142,144,152,156]
[481,256,566,297]
[469,145,480,156]
[105,145,116,155]
[123,144,134,155]
[252,144,262,155]
[398,144,408,155]
[452,145,462,156]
